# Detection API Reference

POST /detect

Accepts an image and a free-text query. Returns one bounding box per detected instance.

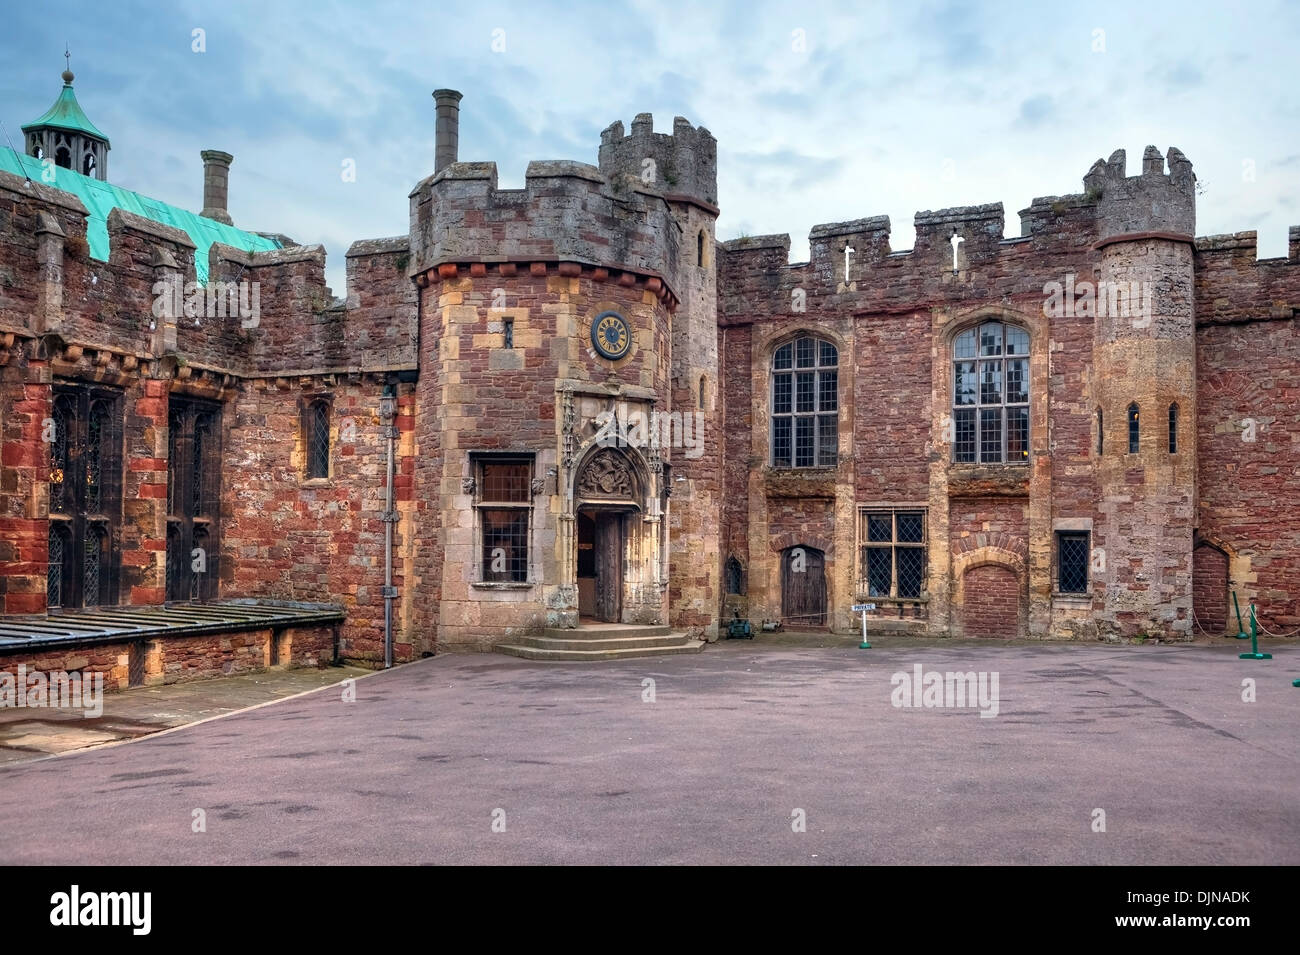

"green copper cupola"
[22,57,110,181]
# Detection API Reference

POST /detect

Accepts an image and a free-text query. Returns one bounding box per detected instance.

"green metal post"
[1232,591,1249,639]
[1239,602,1272,660]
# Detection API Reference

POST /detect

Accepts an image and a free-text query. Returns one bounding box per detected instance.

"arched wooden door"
[780,545,826,627]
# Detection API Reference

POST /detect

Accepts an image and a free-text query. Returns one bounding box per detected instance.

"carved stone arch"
[571,443,648,508]
[769,529,833,556]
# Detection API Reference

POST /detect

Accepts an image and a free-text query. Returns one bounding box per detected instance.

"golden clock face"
[591,311,631,360]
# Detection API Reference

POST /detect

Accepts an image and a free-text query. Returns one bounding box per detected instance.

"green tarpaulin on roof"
[0,147,279,284]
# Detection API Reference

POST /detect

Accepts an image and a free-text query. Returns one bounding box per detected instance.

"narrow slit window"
[1168,403,1178,454]
[306,400,330,480]
[1128,403,1140,454]
[1096,408,1103,456]
[503,318,514,349]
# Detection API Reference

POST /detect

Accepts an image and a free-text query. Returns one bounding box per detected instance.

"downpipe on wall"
[380,384,398,668]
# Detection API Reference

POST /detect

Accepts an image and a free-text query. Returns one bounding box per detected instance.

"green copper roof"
[0,148,281,284]
[22,78,110,143]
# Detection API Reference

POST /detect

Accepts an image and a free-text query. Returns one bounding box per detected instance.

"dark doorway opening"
[577,508,626,623]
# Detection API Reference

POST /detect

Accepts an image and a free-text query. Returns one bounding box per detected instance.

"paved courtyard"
[1,641,1296,865]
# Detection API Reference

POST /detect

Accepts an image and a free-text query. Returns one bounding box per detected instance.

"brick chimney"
[200,150,234,226]
[433,89,462,174]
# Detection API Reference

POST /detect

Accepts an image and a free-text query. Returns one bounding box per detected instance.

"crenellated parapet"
[1085,146,1196,243]
[0,165,410,382]
[598,113,717,210]
[406,158,683,305]
[719,147,1221,322]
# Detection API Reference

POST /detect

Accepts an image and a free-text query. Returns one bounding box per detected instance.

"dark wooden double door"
[577,509,625,623]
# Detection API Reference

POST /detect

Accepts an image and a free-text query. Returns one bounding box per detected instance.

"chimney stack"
[200,150,234,226]
[433,89,462,174]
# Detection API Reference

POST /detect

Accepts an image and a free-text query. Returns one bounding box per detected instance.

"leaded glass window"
[772,336,838,468]
[953,322,1029,464]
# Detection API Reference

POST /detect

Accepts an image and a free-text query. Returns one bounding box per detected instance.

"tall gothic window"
[953,321,1029,464]
[771,336,838,468]
[167,398,222,602]
[46,386,122,609]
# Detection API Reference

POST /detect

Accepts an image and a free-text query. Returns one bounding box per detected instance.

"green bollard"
[1239,603,1272,660]
[1232,592,1250,639]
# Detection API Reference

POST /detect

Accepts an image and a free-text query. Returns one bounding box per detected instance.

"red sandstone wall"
[1194,236,1300,631]
[221,379,417,660]
[962,564,1021,638]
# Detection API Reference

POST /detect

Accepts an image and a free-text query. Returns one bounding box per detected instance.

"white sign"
[852,603,876,612]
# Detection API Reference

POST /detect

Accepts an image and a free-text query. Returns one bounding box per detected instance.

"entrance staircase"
[494,622,704,662]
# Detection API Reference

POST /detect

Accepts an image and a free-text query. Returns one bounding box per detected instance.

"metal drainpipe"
[381,383,397,668]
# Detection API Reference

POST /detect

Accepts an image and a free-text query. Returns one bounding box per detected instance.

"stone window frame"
[47,384,123,611]
[166,396,222,603]
[1127,402,1140,454]
[471,452,535,586]
[1055,529,1091,595]
[950,319,1030,465]
[857,506,928,599]
[300,395,333,485]
[770,334,839,469]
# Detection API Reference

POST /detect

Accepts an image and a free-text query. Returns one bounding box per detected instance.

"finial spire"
[62,45,73,85]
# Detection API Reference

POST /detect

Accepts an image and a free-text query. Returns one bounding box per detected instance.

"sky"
[2,0,1297,295]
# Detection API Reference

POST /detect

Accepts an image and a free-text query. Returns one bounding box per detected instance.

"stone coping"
[0,600,344,653]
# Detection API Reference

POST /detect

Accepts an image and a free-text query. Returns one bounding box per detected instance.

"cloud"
[2,0,1298,282]
[1016,95,1054,128]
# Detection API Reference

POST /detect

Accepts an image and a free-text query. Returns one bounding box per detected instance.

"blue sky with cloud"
[2,0,1296,294]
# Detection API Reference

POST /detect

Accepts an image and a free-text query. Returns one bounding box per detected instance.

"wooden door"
[594,514,624,623]
[781,545,826,626]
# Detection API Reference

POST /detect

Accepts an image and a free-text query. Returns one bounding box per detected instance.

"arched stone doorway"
[572,446,652,624]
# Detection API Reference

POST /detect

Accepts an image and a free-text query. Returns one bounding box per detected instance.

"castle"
[1,72,1298,681]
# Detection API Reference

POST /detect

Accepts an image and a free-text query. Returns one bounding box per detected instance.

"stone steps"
[495,624,703,661]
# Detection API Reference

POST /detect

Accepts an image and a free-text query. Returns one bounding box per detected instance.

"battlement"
[0,166,413,379]
[598,113,718,209]
[1084,145,1196,240]
[407,157,683,297]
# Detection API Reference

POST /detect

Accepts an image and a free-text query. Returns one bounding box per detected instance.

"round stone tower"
[1087,146,1198,639]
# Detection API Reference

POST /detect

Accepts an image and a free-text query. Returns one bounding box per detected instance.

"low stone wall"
[0,623,337,692]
